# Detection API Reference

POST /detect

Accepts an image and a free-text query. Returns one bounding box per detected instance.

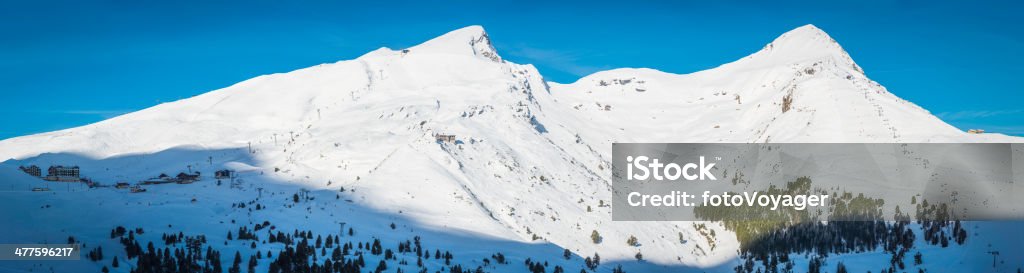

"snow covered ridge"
[0,24,1020,160]
[0,24,1022,273]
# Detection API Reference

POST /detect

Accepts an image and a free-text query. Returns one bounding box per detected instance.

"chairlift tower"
[987,251,999,268]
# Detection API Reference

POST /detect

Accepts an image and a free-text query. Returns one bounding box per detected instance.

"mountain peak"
[408,25,503,62]
[769,24,837,51]
[748,24,859,70]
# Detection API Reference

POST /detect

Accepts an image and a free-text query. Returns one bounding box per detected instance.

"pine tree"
[229,251,242,273]
[836,261,848,273]
[248,255,257,273]
[627,235,639,246]
[808,256,822,273]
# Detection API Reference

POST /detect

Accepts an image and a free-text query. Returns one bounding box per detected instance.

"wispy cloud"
[499,43,610,81]
[936,109,1023,120]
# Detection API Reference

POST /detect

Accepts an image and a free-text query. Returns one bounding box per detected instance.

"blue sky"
[1,0,1021,139]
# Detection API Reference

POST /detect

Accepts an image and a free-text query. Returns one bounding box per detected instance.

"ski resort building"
[214,170,233,179]
[19,165,41,177]
[176,172,200,184]
[129,186,146,193]
[141,174,175,185]
[44,165,80,182]
[435,134,456,143]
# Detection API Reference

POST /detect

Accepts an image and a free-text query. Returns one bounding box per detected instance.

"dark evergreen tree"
[807,256,823,273]
[229,251,242,273]
[836,262,848,273]
[247,255,257,273]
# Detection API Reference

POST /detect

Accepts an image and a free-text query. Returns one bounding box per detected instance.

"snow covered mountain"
[0,25,1020,273]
